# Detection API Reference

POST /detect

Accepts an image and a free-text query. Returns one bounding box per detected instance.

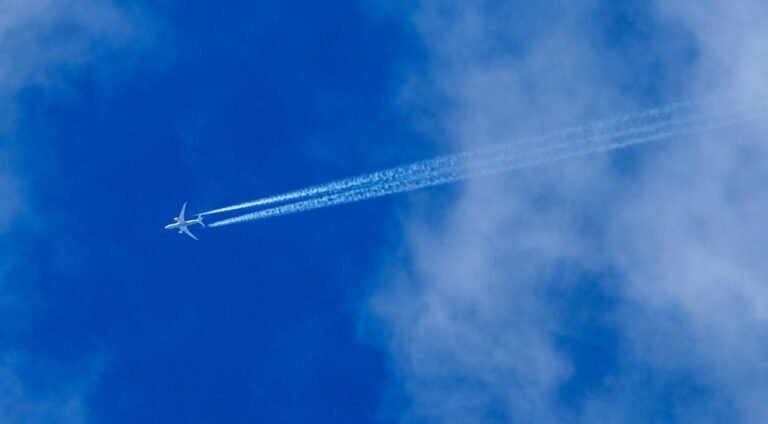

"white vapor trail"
[205,100,767,227]
[201,102,691,216]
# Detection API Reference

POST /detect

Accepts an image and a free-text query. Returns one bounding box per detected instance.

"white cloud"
[0,353,96,424]
[0,152,23,233]
[0,0,134,74]
[0,0,138,221]
[370,1,768,422]
[0,0,143,421]
[0,0,137,131]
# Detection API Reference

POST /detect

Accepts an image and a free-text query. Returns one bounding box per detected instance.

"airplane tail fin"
[198,214,206,227]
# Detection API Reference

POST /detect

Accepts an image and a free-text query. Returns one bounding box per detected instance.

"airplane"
[165,202,205,240]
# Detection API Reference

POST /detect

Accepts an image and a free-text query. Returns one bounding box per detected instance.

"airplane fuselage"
[164,217,203,231]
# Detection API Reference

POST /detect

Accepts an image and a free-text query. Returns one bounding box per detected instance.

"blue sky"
[2,1,768,423]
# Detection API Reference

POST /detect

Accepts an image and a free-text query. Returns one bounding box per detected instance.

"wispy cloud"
[0,154,22,233]
[369,1,768,422]
[0,0,138,130]
[0,352,101,424]
[0,0,144,421]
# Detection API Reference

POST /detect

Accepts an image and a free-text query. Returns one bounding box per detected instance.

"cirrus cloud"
[369,1,768,423]
[0,0,145,421]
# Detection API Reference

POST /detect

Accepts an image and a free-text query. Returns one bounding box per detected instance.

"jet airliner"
[165,202,205,240]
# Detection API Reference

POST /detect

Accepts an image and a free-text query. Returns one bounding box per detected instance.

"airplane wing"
[179,202,188,221]
[181,226,198,240]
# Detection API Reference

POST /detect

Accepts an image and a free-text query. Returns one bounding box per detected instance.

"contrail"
[200,101,697,216]
[205,100,767,227]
